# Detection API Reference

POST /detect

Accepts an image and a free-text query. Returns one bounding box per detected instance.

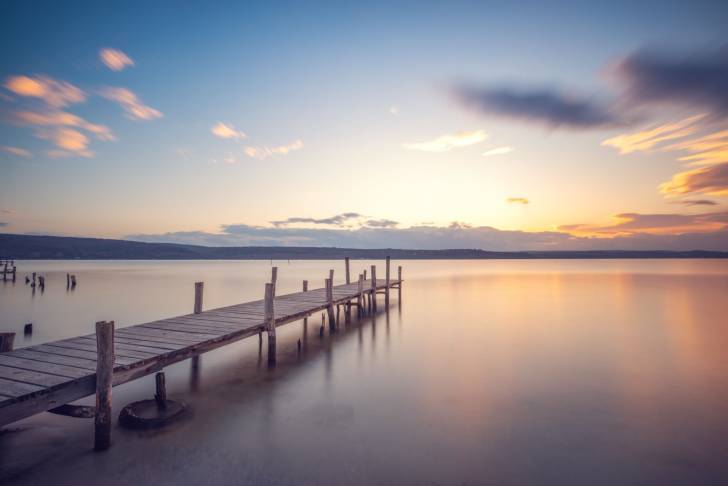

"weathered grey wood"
[155,372,166,408]
[385,256,391,306]
[271,266,278,294]
[0,364,69,386]
[194,282,204,314]
[345,257,350,284]
[265,283,275,366]
[0,355,91,379]
[10,348,98,370]
[370,265,377,312]
[0,377,45,397]
[326,278,336,331]
[95,320,114,451]
[0,332,15,352]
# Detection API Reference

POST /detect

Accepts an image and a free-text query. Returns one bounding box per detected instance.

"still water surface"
[1,259,727,485]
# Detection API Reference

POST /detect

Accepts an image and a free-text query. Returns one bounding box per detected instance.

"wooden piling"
[192,282,203,371]
[66,273,70,288]
[154,372,167,409]
[271,266,278,293]
[357,274,364,316]
[24,323,32,335]
[264,283,276,366]
[385,256,391,306]
[70,275,77,287]
[0,332,15,352]
[325,278,336,331]
[94,320,114,451]
[302,280,309,327]
[398,266,402,297]
[370,265,377,312]
[345,257,351,284]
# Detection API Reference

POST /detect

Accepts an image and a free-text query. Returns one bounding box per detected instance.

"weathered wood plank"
[0,355,92,379]
[0,377,45,397]
[9,348,98,370]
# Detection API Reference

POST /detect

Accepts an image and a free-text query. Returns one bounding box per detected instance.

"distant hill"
[1,233,727,260]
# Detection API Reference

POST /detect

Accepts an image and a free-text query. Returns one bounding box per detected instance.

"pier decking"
[0,259,402,450]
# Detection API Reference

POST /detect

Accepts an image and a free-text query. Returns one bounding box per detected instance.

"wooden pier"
[0,258,402,450]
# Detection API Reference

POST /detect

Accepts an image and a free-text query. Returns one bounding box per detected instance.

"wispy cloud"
[482,146,513,157]
[664,129,728,166]
[612,47,728,119]
[506,197,529,205]
[211,122,246,140]
[271,212,363,227]
[99,48,134,71]
[403,130,487,152]
[560,211,728,236]
[601,115,704,154]
[100,87,162,121]
[4,75,85,108]
[13,110,115,140]
[672,199,718,207]
[659,164,728,197]
[1,146,31,158]
[244,139,303,160]
[452,84,622,129]
[38,128,93,157]
[365,219,399,228]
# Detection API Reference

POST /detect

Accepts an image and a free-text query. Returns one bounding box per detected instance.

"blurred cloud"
[4,75,85,107]
[244,139,303,159]
[100,87,162,120]
[673,199,718,206]
[482,146,513,157]
[403,130,487,152]
[601,115,703,154]
[38,127,93,157]
[665,129,728,166]
[389,105,399,115]
[99,48,134,71]
[365,219,399,228]
[13,110,115,140]
[0,222,8,227]
[271,213,363,227]
[613,47,728,119]
[560,211,728,236]
[506,197,529,205]
[1,146,31,158]
[211,122,246,140]
[660,163,728,197]
[452,85,621,129]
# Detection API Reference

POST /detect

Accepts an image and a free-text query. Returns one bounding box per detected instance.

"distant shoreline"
[2,233,727,260]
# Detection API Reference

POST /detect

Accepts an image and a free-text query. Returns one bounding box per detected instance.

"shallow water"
[1,259,728,485]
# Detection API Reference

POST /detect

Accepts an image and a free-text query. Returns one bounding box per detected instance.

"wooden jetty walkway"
[0,257,402,450]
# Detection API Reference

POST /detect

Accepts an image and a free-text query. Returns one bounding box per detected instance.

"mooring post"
[0,332,15,352]
[326,278,336,331]
[264,283,276,366]
[385,256,391,306]
[192,282,203,371]
[155,372,167,410]
[357,274,364,316]
[66,273,70,288]
[398,266,402,297]
[94,320,114,451]
[71,275,77,287]
[302,279,309,327]
[345,257,351,284]
[271,266,278,293]
[370,265,377,312]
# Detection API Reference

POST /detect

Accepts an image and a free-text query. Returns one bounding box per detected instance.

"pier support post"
[94,320,114,451]
[326,278,336,331]
[302,280,309,327]
[398,266,402,298]
[0,332,15,352]
[155,372,167,410]
[191,282,203,372]
[265,283,276,367]
[357,274,364,316]
[345,257,350,284]
[385,256,391,307]
[370,265,377,312]
[271,267,278,293]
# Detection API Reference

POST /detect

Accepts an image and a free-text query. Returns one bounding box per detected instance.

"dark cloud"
[270,212,363,227]
[365,219,399,228]
[614,47,728,118]
[452,84,622,129]
[672,199,718,207]
[128,215,728,252]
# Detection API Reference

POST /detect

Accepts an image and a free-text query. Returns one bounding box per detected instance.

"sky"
[1,0,727,251]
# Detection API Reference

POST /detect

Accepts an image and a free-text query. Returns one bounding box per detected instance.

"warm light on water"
[1,259,728,484]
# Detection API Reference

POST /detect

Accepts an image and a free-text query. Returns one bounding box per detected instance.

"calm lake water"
[1,259,728,485]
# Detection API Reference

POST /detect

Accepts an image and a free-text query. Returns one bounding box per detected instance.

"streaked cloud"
[39,128,93,157]
[100,87,162,120]
[211,122,246,140]
[365,219,399,228]
[244,139,303,159]
[659,164,728,197]
[612,47,728,119]
[672,199,718,207]
[453,84,621,129]
[482,146,513,157]
[665,129,728,166]
[1,146,31,158]
[271,212,363,227]
[4,75,85,107]
[99,48,134,71]
[13,110,115,141]
[403,130,487,152]
[560,211,728,236]
[506,197,529,205]
[601,115,704,154]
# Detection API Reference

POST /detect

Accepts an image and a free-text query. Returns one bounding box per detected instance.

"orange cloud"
[659,164,728,197]
[244,140,303,160]
[211,122,246,140]
[100,87,162,120]
[665,129,728,166]
[1,146,31,158]
[38,128,93,157]
[403,130,487,152]
[13,110,115,141]
[99,48,134,71]
[4,75,85,107]
[601,115,704,154]
[560,211,728,237]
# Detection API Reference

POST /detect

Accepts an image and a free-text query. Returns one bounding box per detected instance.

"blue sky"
[1,1,727,250]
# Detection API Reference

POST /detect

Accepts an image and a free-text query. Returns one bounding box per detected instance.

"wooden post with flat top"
[94,320,114,451]
[398,265,403,297]
[370,265,377,312]
[385,256,391,306]
[0,332,15,352]
[194,282,204,314]
[264,283,276,366]
[345,257,350,284]
[271,267,278,293]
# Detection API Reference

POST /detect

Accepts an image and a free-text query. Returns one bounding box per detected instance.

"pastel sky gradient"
[1,1,727,250]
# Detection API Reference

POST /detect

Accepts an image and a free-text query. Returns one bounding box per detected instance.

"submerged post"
[265,283,276,366]
[326,278,336,331]
[94,320,114,451]
[345,257,351,285]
